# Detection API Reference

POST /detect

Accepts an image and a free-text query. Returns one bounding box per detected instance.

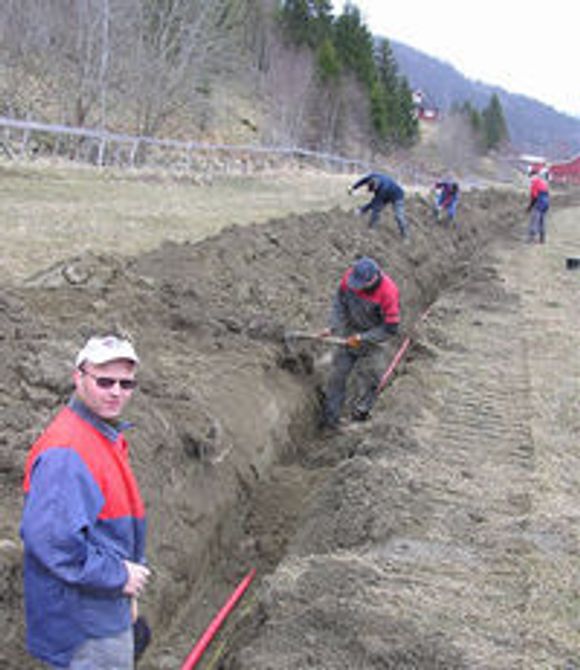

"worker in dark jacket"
[349,171,410,239]
[319,257,400,428]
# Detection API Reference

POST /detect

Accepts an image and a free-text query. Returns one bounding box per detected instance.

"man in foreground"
[21,334,150,669]
[320,257,401,429]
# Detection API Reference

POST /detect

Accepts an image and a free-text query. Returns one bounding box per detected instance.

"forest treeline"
[0,0,508,159]
[279,0,418,149]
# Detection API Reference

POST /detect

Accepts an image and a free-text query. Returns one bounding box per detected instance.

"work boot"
[319,413,340,430]
[351,408,371,422]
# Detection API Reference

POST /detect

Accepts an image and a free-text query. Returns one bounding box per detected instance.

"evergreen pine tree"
[316,37,341,82]
[279,0,333,47]
[332,2,375,87]
[395,77,419,146]
[482,93,509,149]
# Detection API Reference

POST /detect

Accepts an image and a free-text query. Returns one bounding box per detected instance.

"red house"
[548,155,580,185]
[412,90,439,122]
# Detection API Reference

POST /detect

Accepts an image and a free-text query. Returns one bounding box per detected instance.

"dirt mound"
[0,189,523,669]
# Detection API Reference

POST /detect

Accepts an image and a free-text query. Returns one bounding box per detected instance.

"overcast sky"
[337,0,579,118]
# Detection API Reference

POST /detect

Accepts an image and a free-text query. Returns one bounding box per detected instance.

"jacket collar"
[68,395,133,443]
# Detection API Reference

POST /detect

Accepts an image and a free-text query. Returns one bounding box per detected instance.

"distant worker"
[348,172,410,239]
[20,334,150,669]
[526,167,550,243]
[319,256,400,429]
[433,179,460,228]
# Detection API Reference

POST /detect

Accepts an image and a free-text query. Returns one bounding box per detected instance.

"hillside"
[390,40,580,157]
[2,1,579,165]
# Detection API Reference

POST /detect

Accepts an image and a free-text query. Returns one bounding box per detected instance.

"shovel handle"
[285,331,347,346]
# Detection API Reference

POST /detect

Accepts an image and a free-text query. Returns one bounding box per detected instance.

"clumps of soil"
[0,189,523,669]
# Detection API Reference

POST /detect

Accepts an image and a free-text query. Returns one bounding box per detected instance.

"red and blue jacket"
[20,396,147,667]
[529,175,550,212]
[330,269,400,344]
[435,181,459,208]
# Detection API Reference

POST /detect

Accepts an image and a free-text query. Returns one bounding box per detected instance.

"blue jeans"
[392,198,409,237]
[528,206,547,242]
[47,627,134,669]
[361,196,409,238]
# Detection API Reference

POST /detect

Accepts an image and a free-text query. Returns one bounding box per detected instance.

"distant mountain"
[390,40,580,159]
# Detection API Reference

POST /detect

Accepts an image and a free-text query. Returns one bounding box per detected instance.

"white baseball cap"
[75,335,140,368]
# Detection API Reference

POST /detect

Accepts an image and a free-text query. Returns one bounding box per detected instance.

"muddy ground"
[1,183,580,669]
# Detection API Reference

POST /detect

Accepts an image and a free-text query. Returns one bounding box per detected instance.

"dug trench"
[1,188,576,669]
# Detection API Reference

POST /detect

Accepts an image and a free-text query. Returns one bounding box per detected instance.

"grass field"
[0,160,356,283]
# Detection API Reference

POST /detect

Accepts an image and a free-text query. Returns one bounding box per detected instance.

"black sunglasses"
[83,370,138,391]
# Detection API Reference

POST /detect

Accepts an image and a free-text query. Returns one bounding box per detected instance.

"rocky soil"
[2,184,580,669]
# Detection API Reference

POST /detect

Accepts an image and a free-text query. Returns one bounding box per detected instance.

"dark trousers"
[528,207,547,243]
[361,196,408,238]
[323,345,388,426]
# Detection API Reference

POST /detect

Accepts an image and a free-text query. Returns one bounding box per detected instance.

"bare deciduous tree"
[115,0,256,138]
[0,0,112,130]
[259,39,316,146]
[0,0,264,139]
[438,113,479,174]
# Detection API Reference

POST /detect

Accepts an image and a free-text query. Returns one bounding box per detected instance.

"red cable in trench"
[180,567,257,670]
[377,306,431,395]
[178,312,429,667]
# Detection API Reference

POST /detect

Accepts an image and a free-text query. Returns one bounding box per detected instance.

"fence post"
[97,137,107,166]
[129,139,140,167]
[19,113,31,158]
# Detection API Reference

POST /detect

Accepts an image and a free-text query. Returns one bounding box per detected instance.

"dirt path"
[376,222,580,668]
[218,207,580,669]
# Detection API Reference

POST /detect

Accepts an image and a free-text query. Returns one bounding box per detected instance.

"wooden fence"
[0,116,371,176]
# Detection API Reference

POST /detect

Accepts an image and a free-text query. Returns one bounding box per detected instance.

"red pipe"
[377,307,431,395]
[180,567,257,670]
[377,336,411,394]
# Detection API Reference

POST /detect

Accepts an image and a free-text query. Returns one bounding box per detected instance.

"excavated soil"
[2,186,580,669]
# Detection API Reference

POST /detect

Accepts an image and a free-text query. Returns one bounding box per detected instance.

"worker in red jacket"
[527,167,550,243]
[21,334,150,669]
[319,257,400,429]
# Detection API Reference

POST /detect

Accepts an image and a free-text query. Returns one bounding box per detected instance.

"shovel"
[281,330,347,375]
[284,331,386,348]
[284,330,348,347]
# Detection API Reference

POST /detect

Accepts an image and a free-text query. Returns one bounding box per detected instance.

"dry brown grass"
[0,159,355,283]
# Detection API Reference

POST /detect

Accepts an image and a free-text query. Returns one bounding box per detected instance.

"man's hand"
[348,186,353,195]
[346,334,362,349]
[123,561,151,598]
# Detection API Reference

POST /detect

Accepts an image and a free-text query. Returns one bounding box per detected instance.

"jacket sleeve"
[351,174,372,191]
[361,321,398,344]
[361,278,400,343]
[21,447,128,594]
[328,288,349,334]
